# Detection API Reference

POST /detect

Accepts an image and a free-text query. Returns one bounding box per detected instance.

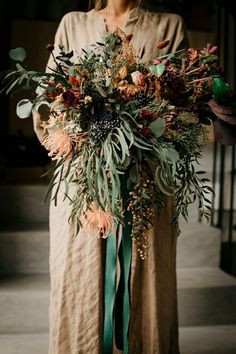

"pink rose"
[131,71,146,86]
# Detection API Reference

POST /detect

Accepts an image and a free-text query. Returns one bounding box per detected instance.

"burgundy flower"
[62,89,82,108]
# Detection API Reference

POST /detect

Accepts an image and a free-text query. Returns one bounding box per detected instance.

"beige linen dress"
[36,7,189,354]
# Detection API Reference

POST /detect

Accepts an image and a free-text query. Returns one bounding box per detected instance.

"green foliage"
[212,78,230,100]
[149,63,165,77]
[1,30,229,257]
[9,47,26,62]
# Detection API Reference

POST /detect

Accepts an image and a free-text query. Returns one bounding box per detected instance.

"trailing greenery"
[1,30,231,259]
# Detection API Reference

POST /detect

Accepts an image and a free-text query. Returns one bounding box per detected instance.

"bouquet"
[2,30,235,259]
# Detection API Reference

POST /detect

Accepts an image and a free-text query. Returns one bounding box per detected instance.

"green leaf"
[110,172,120,211]
[95,160,105,209]
[129,164,139,184]
[121,155,131,169]
[120,122,134,147]
[100,164,109,203]
[162,147,179,164]
[149,118,165,138]
[149,63,165,77]
[86,152,95,191]
[212,78,230,100]
[6,77,21,95]
[111,141,121,164]
[133,138,151,150]
[162,147,179,177]
[9,47,26,62]
[155,166,173,196]
[16,99,33,119]
[201,55,217,63]
[114,128,129,163]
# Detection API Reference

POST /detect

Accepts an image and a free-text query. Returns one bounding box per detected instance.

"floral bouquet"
[1,30,235,259]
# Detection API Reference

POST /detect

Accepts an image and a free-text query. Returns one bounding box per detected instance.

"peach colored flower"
[131,71,146,86]
[188,48,198,62]
[118,80,141,100]
[69,74,82,87]
[81,205,115,238]
[43,128,74,160]
[118,65,128,80]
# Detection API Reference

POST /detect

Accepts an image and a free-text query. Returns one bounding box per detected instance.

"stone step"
[1,325,236,354]
[0,275,49,333]
[0,229,49,274]
[177,222,221,268]
[0,268,236,334]
[0,222,221,274]
[179,325,236,354]
[177,267,236,326]
[0,185,49,227]
[0,333,49,354]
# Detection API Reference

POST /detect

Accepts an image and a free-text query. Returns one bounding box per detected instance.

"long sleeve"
[33,14,70,144]
[46,14,70,73]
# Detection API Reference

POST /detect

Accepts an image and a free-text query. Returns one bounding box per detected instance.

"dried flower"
[118,81,141,99]
[45,43,55,52]
[2,29,233,259]
[81,204,115,238]
[43,128,74,160]
[62,89,82,108]
[69,75,82,88]
[131,71,146,86]
[118,65,128,80]
[156,39,170,49]
[209,45,218,54]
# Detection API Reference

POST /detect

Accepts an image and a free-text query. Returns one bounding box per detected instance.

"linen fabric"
[35,7,189,354]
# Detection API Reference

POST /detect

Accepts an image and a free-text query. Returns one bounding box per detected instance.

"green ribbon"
[119,208,132,354]
[121,177,133,354]
[102,226,117,354]
[103,175,132,354]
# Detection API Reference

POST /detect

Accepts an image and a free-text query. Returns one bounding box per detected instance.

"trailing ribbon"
[102,226,118,354]
[116,209,132,354]
[103,175,132,354]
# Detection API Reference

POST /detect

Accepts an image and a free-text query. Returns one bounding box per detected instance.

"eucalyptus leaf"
[111,142,121,164]
[149,118,165,138]
[129,164,139,184]
[9,47,26,62]
[114,128,129,163]
[155,166,173,196]
[16,63,25,71]
[162,147,179,164]
[149,63,165,77]
[120,121,134,147]
[16,99,33,119]
[6,77,21,95]
[162,147,179,176]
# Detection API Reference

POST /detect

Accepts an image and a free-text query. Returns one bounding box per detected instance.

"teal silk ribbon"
[120,208,132,354]
[102,226,117,354]
[103,176,132,354]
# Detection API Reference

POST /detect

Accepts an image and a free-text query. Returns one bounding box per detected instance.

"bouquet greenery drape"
[1,29,234,258]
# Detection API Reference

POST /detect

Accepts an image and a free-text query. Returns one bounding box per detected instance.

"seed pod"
[156,39,170,49]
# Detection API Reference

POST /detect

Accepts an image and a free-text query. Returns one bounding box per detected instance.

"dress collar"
[87,7,145,34]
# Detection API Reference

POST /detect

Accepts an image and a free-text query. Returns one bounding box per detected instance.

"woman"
[33,1,189,353]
